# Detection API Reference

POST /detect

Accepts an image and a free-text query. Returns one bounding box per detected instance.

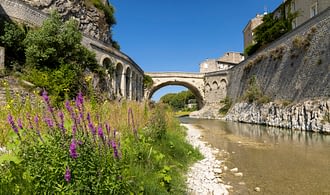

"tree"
[160,90,195,111]
[23,11,99,102]
[0,19,27,69]
[244,6,298,56]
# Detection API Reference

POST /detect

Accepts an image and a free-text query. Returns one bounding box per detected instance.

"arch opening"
[148,81,204,110]
[115,63,123,97]
[125,67,131,99]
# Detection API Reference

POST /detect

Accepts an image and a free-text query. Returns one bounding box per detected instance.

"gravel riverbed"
[183,124,230,195]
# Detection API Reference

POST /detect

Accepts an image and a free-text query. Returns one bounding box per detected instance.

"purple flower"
[42,91,54,114]
[69,139,78,159]
[7,114,20,139]
[34,115,39,126]
[65,101,72,113]
[72,125,77,137]
[17,118,23,129]
[87,113,96,136]
[44,117,54,128]
[64,167,71,182]
[111,140,119,159]
[98,125,104,140]
[58,111,65,132]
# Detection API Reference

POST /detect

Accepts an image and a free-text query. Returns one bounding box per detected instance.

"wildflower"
[7,114,21,139]
[58,111,66,133]
[42,91,54,114]
[76,92,84,107]
[87,113,96,136]
[44,117,54,128]
[64,167,71,182]
[17,118,23,129]
[111,140,119,159]
[98,125,104,141]
[69,139,78,159]
[72,125,77,137]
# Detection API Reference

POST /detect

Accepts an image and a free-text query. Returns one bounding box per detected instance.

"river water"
[180,117,330,195]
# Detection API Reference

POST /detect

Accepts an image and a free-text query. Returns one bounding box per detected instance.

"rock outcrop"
[21,0,112,43]
[225,99,330,133]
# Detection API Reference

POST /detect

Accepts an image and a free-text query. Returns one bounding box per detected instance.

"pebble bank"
[183,124,230,195]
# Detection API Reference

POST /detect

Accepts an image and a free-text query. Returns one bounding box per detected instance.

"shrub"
[219,97,232,115]
[242,76,271,104]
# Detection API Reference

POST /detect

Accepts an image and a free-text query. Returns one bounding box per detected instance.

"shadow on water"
[180,117,330,195]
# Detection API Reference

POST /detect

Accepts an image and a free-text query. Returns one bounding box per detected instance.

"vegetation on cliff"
[0,12,106,103]
[245,7,298,56]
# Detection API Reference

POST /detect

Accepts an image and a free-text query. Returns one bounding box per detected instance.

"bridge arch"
[145,72,206,109]
[148,81,204,109]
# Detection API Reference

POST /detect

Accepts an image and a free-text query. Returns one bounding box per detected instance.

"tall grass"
[0,91,201,194]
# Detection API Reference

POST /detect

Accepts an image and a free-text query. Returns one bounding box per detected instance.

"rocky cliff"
[225,99,330,133]
[21,0,112,43]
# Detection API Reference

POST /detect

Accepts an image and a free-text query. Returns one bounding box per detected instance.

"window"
[310,3,318,18]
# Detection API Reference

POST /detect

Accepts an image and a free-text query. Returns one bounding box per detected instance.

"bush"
[219,97,232,115]
[242,76,271,104]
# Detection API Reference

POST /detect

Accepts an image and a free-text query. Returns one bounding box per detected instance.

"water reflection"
[180,117,330,194]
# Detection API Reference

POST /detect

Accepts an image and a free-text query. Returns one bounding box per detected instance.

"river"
[180,117,330,194]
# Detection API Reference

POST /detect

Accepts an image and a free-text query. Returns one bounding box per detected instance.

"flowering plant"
[5,91,129,194]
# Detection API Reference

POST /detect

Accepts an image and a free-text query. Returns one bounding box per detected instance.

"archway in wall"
[115,63,123,97]
[148,81,204,109]
[125,67,131,99]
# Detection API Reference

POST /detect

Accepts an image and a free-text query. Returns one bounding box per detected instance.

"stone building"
[243,0,330,50]
[243,14,265,50]
[282,0,330,29]
[199,52,244,73]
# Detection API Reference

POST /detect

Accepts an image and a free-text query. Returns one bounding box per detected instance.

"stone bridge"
[0,0,230,107]
[0,0,144,101]
[145,71,229,108]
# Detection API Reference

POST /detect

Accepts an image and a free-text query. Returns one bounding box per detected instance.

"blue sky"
[110,0,283,101]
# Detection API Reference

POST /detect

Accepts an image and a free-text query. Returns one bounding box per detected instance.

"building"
[200,52,244,73]
[243,14,265,50]
[282,0,330,29]
[243,0,330,50]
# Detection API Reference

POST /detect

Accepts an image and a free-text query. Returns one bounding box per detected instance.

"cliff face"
[21,0,111,43]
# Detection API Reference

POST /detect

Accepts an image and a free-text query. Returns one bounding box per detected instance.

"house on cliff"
[243,0,330,50]
[199,52,244,73]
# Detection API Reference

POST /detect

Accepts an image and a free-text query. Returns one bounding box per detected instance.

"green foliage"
[0,19,27,69]
[143,75,153,89]
[219,97,232,115]
[160,90,196,111]
[22,11,98,102]
[244,43,260,56]
[246,8,298,56]
[242,76,271,104]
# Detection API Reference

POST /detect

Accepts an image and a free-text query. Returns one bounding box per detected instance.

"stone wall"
[227,7,330,103]
[0,47,4,70]
[224,7,330,133]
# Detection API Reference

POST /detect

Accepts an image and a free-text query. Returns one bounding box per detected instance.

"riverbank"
[182,124,229,194]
